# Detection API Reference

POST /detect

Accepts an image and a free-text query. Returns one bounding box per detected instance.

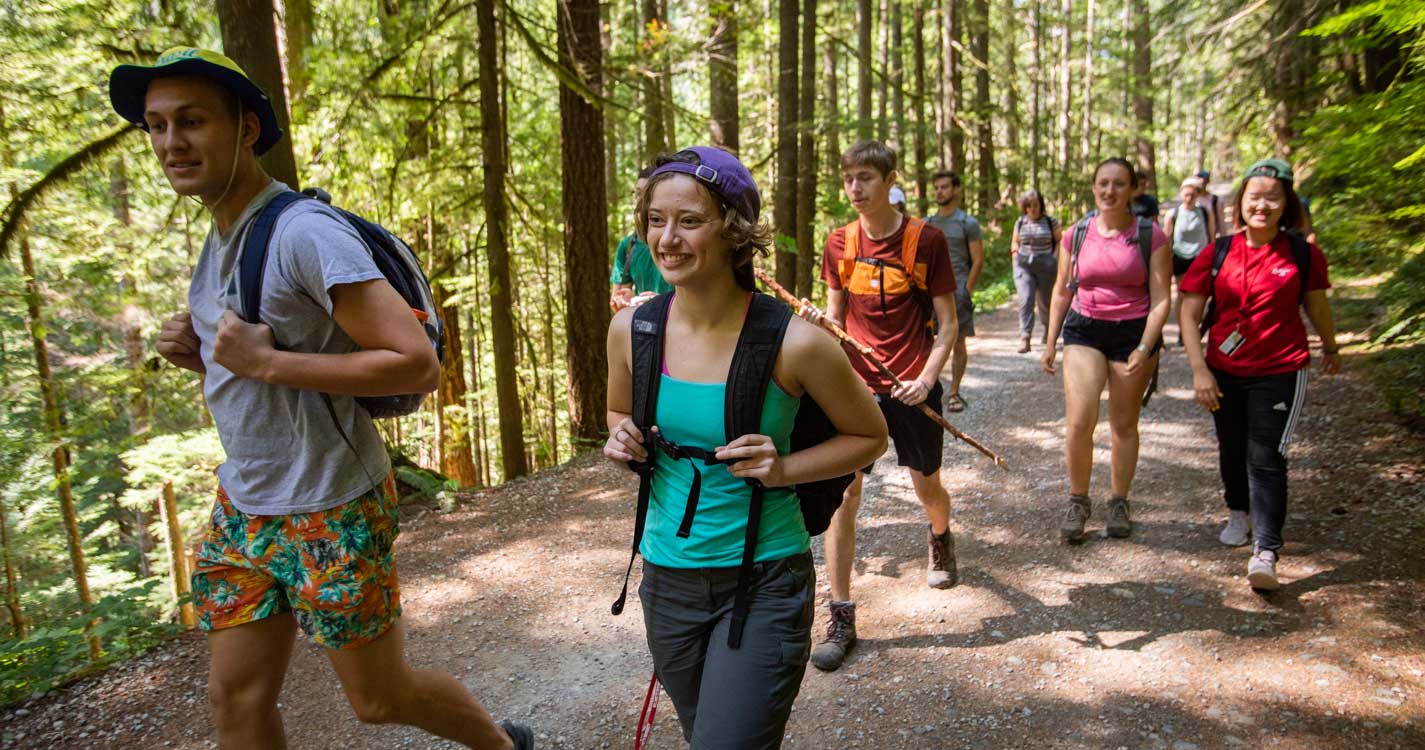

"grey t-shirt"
[926,208,984,283]
[190,181,392,515]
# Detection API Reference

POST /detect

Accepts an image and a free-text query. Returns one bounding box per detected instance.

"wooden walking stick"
[755,268,1010,470]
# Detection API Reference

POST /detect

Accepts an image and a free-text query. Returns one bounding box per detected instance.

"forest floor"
[4,282,1423,750]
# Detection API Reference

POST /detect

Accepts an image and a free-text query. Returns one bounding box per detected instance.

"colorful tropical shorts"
[191,478,401,650]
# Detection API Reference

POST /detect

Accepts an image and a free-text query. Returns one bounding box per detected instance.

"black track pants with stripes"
[1210,367,1307,552]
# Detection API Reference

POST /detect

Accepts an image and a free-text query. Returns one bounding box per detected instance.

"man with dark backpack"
[109,47,532,749]
[798,141,961,673]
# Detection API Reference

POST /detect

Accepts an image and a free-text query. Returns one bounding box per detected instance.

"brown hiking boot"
[1106,497,1133,538]
[810,601,857,672]
[1060,495,1091,544]
[928,525,958,589]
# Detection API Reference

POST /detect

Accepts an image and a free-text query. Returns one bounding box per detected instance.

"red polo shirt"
[1180,232,1331,377]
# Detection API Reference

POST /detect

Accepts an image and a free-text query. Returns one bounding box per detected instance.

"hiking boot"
[927,525,958,589]
[499,720,535,750]
[1018,337,1031,353]
[1219,510,1252,547]
[1059,496,1091,544]
[1106,497,1133,538]
[810,601,857,672]
[1248,547,1280,591]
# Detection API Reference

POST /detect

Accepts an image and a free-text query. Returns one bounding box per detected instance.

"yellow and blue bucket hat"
[109,46,284,155]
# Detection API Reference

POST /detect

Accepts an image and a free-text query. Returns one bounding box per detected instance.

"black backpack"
[1198,231,1312,337]
[235,188,446,419]
[609,292,853,649]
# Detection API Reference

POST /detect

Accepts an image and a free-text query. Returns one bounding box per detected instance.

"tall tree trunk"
[602,6,619,244]
[1079,0,1095,165]
[890,0,904,154]
[912,0,928,213]
[709,1,741,152]
[160,481,196,628]
[216,0,300,189]
[19,213,99,659]
[856,0,874,139]
[824,34,842,181]
[1056,0,1073,182]
[774,0,800,289]
[877,0,890,141]
[558,0,611,446]
[112,158,154,578]
[1002,0,1020,194]
[282,0,314,103]
[1131,0,1154,174]
[1030,0,1042,188]
[659,0,676,148]
[972,0,995,212]
[431,225,478,486]
[0,494,22,638]
[478,0,527,480]
[1269,0,1321,156]
[942,0,964,172]
[642,0,670,160]
[795,0,818,298]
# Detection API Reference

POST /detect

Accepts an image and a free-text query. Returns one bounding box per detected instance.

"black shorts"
[862,382,945,476]
[1062,309,1162,363]
[1172,254,1196,278]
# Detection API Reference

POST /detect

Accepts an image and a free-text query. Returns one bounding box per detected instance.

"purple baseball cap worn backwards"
[649,147,762,223]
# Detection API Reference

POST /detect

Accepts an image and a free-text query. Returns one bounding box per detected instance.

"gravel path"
[3,301,1422,750]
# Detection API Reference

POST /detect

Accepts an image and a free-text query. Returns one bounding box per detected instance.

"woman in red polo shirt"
[1179,158,1341,591]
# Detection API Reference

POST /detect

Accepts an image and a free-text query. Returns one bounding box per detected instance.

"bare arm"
[602,307,647,463]
[213,279,439,396]
[1040,243,1075,374]
[824,287,849,330]
[1010,226,1021,256]
[909,293,957,393]
[1126,243,1174,375]
[1178,292,1220,411]
[1303,289,1341,374]
[967,239,985,292]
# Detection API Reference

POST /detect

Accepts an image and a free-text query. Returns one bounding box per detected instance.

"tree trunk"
[824,35,842,182]
[795,0,818,298]
[0,494,22,638]
[160,481,196,629]
[942,0,964,172]
[890,0,904,154]
[877,0,890,141]
[216,0,299,189]
[1030,0,1041,188]
[112,157,155,578]
[557,0,611,447]
[430,230,479,485]
[856,0,874,139]
[972,0,995,213]
[1080,0,1095,167]
[1003,0,1020,194]
[1131,0,1154,174]
[478,0,527,481]
[912,1,928,213]
[641,0,670,160]
[19,217,99,659]
[774,0,800,289]
[709,1,741,152]
[1268,0,1321,156]
[282,0,314,103]
[602,5,619,243]
[1056,0,1072,181]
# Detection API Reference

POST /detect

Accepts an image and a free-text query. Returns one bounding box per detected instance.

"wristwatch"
[1135,343,1149,354]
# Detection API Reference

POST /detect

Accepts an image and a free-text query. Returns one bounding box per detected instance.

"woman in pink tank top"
[1041,157,1172,544]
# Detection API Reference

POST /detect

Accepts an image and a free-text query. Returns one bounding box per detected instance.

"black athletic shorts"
[862,382,945,476]
[1062,309,1162,364]
[1172,254,1196,278]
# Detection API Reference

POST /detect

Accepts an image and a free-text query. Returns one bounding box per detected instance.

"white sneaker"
[1219,511,1251,547]
[1248,547,1280,591]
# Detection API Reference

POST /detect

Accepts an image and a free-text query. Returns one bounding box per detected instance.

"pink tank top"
[1061,219,1167,321]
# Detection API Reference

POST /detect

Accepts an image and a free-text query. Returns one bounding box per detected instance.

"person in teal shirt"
[603,147,886,749]
[610,167,673,309]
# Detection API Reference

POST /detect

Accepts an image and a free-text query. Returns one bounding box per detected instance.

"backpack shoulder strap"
[837,221,861,286]
[1066,216,1092,299]
[900,217,926,289]
[1285,231,1312,305]
[1135,215,1154,273]
[237,190,308,325]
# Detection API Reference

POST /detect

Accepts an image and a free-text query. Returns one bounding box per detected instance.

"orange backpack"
[836,218,935,333]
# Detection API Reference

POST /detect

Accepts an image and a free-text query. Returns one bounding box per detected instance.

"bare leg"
[909,468,950,534]
[207,614,298,750]
[1106,354,1156,498]
[824,472,865,603]
[949,337,969,397]
[327,620,514,749]
[1061,345,1110,496]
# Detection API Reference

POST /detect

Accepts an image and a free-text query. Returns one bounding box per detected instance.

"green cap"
[109,47,284,155]
[1243,158,1294,185]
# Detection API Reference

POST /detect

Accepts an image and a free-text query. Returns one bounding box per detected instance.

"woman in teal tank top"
[603,147,886,750]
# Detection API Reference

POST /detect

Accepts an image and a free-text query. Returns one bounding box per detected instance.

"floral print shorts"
[191,478,401,650]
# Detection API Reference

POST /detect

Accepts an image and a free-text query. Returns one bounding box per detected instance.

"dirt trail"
[3,302,1423,750]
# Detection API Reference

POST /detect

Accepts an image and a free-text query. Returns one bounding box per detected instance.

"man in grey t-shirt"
[925,170,984,413]
[108,47,532,750]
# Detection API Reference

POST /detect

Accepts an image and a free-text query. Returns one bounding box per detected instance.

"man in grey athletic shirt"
[925,170,984,413]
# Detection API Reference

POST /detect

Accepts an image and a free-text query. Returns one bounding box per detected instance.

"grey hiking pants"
[639,551,815,750]
[1013,251,1058,339]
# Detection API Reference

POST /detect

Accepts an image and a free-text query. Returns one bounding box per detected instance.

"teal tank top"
[640,375,810,568]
